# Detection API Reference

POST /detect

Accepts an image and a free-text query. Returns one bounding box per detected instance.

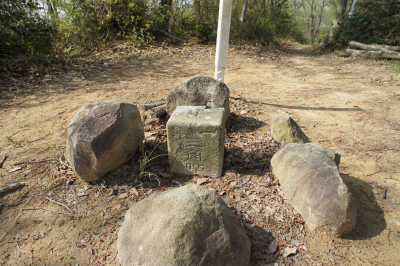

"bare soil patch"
[1,41,400,265]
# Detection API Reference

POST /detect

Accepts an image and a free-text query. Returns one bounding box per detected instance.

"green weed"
[6,136,21,147]
[388,61,400,73]
[137,142,165,181]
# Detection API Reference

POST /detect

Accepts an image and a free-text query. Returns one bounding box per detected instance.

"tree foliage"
[231,0,305,45]
[51,0,309,50]
[0,0,55,56]
[291,0,337,44]
[343,0,400,45]
[57,0,154,50]
[0,0,345,69]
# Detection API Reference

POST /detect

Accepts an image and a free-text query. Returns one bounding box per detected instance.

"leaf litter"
[2,42,398,265]
[0,94,312,266]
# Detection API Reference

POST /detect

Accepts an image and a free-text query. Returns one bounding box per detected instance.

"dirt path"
[1,42,399,265]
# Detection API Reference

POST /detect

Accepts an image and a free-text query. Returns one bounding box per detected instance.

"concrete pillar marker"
[215,0,233,83]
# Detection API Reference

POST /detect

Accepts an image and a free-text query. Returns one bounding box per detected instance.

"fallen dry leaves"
[0,42,338,265]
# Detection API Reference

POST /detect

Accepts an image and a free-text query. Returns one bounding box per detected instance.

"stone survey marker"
[167,106,225,177]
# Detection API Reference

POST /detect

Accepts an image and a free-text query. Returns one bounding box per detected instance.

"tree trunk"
[315,0,325,38]
[160,0,173,31]
[349,41,400,52]
[319,0,348,48]
[310,0,315,43]
[46,0,58,24]
[194,0,202,20]
[240,0,249,22]
[346,49,400,59]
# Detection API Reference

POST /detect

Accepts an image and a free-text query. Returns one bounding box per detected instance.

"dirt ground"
[1,41,400,265]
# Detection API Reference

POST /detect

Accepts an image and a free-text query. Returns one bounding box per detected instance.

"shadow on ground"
[278,41,332,57]
[230,96,364,112]
[227,113,268,132]
[246,225,278,265]
[341,174,386,240]
[224,113,277,177]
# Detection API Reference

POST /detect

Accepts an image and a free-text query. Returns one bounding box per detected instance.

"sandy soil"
[1,41,400,265]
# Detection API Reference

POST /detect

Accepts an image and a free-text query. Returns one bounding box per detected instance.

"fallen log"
[154,30,207,43]
[141,102,166,111]
[154,104,166,118]
[155,30,190,43]
[138,103,168,123]
[0,182,27,197]
[346,48,400,60]
[349,41,400,52]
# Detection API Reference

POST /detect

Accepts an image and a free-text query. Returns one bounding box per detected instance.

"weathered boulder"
[271,116,309,145]
[319,145,341,167]
[166,75,230,122]
[270,143,356,236]
[118,184,251,266]
[66,101,144,181]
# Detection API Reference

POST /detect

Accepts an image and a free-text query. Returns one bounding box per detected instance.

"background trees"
[342,0,400,46]
[1,0,399,70]
[0,0,54,56]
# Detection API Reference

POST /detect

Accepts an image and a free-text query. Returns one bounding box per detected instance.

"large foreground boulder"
[166,75,230,122]
[66,101,144,181]
[118,184,251,266]
[271,116,309,145]
[270,143,356,236]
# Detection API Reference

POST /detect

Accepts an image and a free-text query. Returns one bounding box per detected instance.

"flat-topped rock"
[66,101,144,181]
[167,106,225,177]
[166,75,230,122]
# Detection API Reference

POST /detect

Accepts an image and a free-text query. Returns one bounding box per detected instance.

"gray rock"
[66,101,144,181]
[271,116,309,145]
[166,75,230,122]
[267,239,277,254]
[319,145,341,167]
[167,106,225,178]
[144,136,157,146]
[117,184,251,266]
[270,143,356,236]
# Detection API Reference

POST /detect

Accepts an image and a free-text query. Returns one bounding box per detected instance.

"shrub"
[0,0,55,55]
[57,0,154,50]
[343,0,400,45]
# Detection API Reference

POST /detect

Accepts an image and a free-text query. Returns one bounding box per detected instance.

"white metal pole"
[215,0,233,83]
